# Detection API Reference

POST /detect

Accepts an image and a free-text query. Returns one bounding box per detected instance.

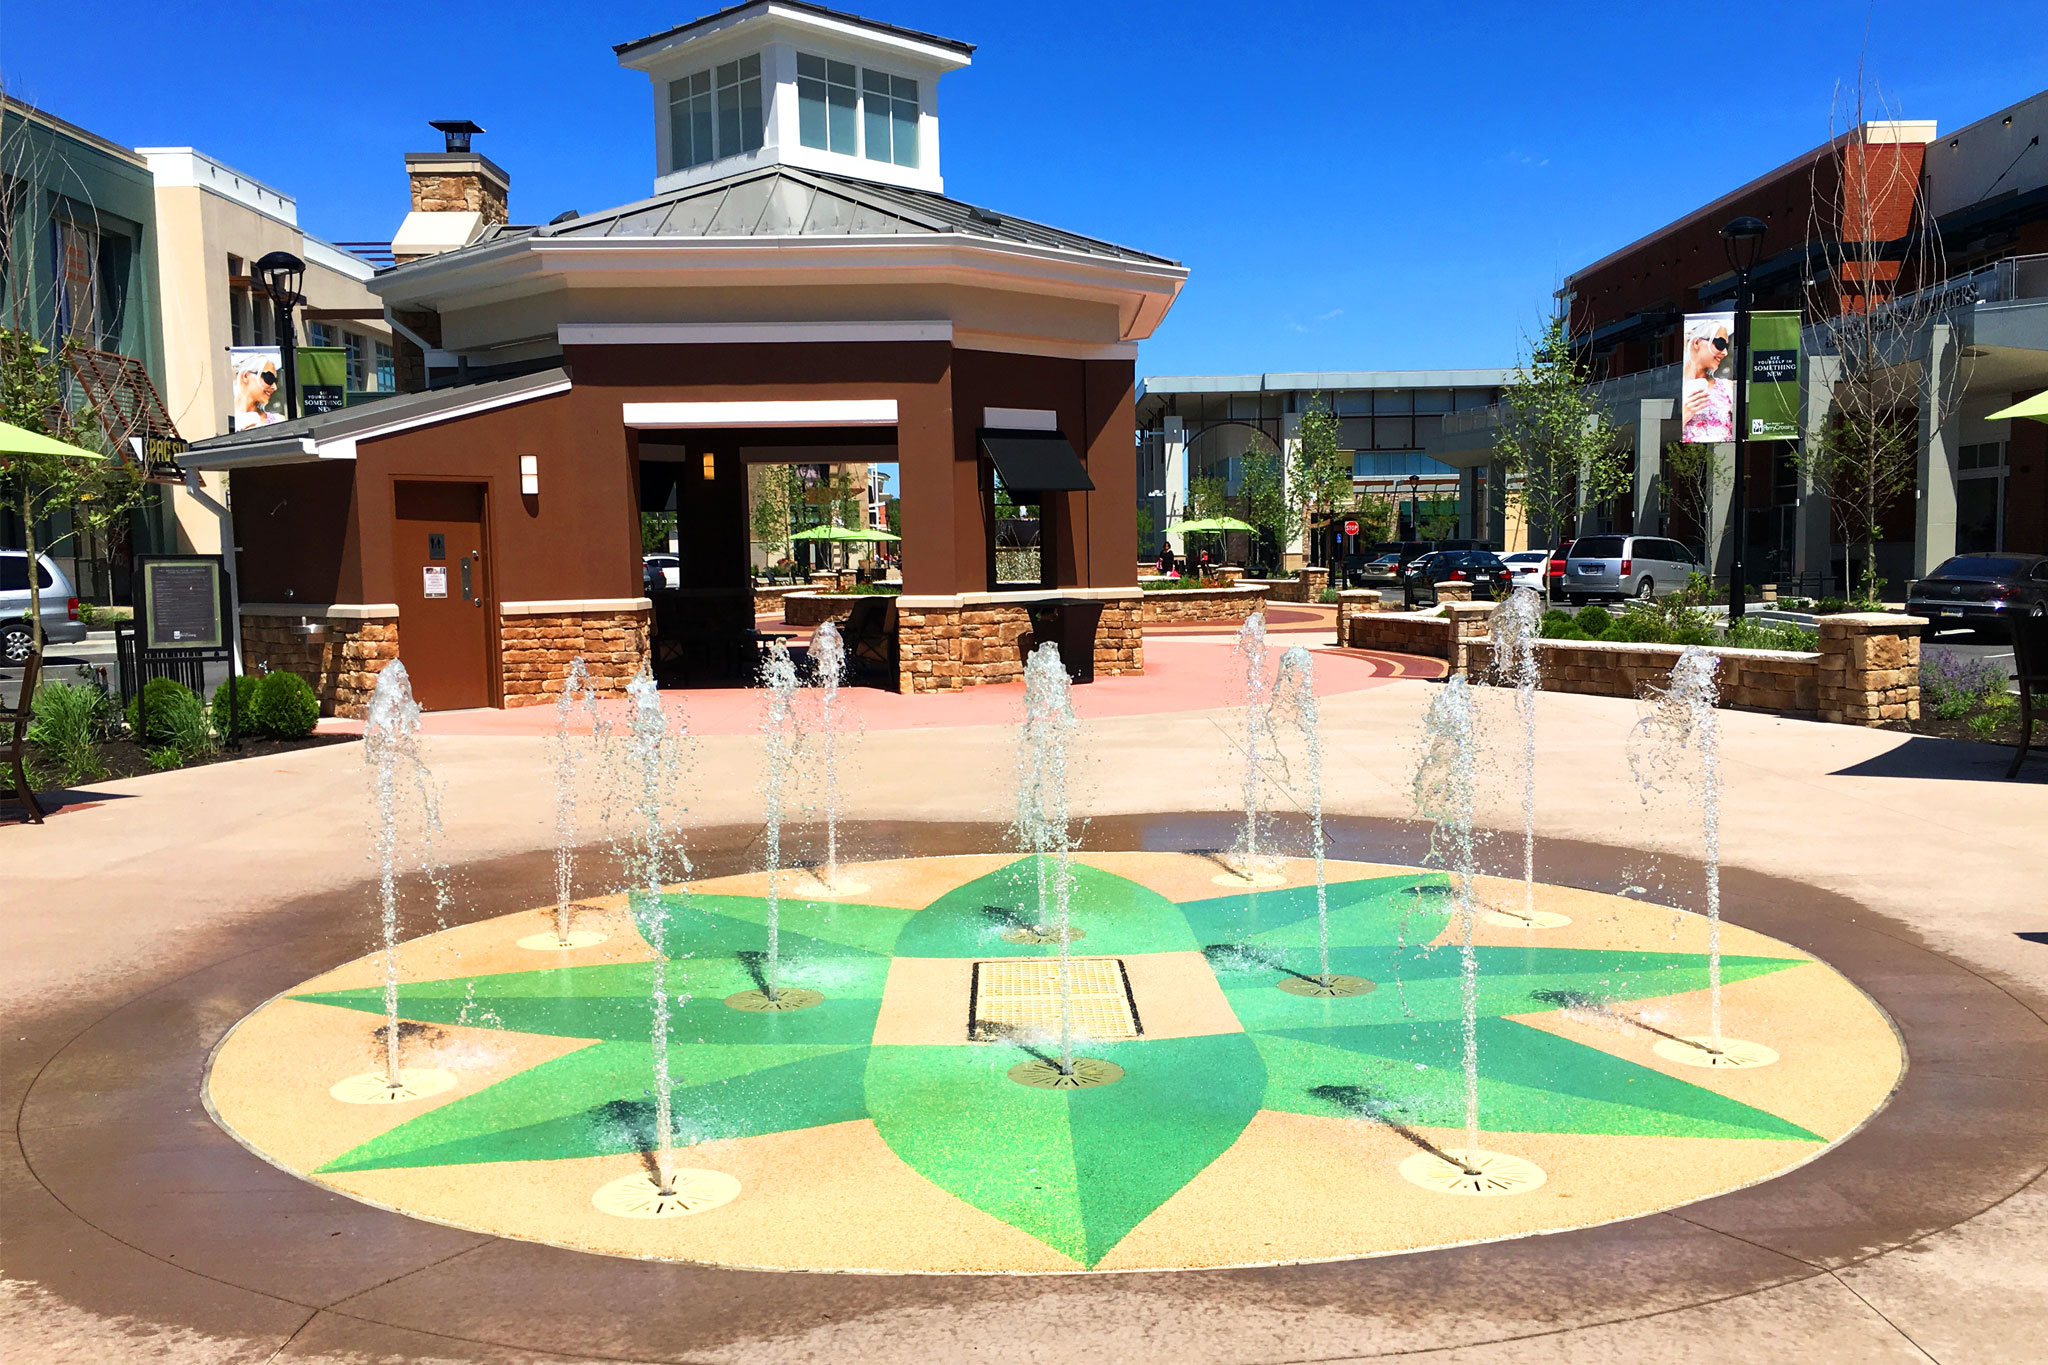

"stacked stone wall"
[1245,567,1330,604]
[783,592,866,628]
[894,597,1144,693]
[1138,585,1269,625]
[1818,613,1923,724]
[499,610,649,708]
[241,612,397,719]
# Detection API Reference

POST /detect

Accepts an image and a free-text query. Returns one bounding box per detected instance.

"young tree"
[748,463,803,574]
[1415,494,1460,541]
[1661,439,1728,559]
[1287,392,1352,565]
[1494,315,1631,551]
[1795,72,1965,604]
[1237,442,1290,570]
[1,331,136,652]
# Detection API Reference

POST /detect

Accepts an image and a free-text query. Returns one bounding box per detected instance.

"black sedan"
[1906,554,2048,635]
[1405,550,1512,606]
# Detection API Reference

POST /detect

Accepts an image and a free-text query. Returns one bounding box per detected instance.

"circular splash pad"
[206,853,1900,1273]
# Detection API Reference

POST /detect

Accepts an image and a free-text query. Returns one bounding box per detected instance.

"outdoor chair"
[2008,614,2047,780]
[3,649,45,824]
[841,596,898,683]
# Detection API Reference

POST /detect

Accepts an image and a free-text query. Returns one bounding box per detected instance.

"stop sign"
[1343,519,1359,536]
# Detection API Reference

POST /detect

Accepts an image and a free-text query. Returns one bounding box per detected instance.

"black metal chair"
[841,596,898,683]
[4,650,45,824]
[2008,614,2047,780]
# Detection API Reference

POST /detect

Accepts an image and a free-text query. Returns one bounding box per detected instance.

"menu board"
[142,558,224,651]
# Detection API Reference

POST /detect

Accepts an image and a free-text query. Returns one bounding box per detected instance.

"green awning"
[0,421,106,462]
[791,524,901,543]
[1165,516,1256,534]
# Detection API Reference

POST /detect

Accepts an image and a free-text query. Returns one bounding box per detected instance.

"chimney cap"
[429,119,484,153]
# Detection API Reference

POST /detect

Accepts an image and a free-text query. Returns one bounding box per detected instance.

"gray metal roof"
[614,1,975,60]
[183,366,570,462]
[406,164,1178,270]
[1140,369,1514,397]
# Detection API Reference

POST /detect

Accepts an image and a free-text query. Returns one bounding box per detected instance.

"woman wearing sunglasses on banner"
[230,350,286,430]
[1680,316,1735,444]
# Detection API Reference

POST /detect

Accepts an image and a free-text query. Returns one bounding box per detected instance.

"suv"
[2,551,87,663]
[1562,535,1702,604]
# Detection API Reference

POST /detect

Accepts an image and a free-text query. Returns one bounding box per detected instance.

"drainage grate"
[969,957,1141,1041]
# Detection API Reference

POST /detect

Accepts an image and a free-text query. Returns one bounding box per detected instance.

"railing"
[332,241,397,268]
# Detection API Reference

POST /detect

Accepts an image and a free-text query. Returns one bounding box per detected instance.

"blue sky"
[4,1,2040,378]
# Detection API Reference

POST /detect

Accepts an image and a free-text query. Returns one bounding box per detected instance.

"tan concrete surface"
[5,675,2045,1361]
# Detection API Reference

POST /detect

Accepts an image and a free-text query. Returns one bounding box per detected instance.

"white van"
[2,551,88,663]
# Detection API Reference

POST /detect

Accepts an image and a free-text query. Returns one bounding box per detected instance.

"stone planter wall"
[752,584,806,617]
[895,595,1144,693]
[241,609,398,719]
[499,607,650,708]
[1816,613,1923,724]
[782,591,892,628]
[1245,567,1330,604]
[1138,584,1270,625]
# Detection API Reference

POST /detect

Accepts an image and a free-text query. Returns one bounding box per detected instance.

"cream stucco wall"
[149,174,392,555]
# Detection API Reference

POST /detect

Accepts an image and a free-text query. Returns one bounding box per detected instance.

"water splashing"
[758,641,801,1002]
[619,669,691,1191]
[809,621,849,887]
[1414,674,1482,1167]
[1271,646,1331,984]
[1488,589,1543,922]
[1016,643,1080,1075]
[364,662,444,1090]
[548,658,608,945]
[1629,647,1726,1045]
[1232,611,1279,879]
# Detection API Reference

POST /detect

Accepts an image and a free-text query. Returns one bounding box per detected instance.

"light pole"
[1406,473,1421,542]
[1719,216,1767,622]
[254,251,307,421]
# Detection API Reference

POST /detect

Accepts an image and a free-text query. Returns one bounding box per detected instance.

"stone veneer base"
[896,595,1143,693]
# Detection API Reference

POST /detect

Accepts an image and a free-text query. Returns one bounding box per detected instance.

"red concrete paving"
[318,639,1428,738]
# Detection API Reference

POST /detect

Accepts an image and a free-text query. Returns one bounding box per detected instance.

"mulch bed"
[61,732,357,782]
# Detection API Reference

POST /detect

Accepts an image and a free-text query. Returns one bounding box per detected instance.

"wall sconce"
[519,454,539,495]
[701,451,716,481]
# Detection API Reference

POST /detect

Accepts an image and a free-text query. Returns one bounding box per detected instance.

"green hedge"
[126,677,199,742]
[251,671,320,738]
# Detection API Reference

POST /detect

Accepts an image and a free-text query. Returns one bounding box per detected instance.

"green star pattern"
[296,860,1816,1268]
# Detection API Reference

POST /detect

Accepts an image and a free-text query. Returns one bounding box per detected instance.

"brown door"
[393,481,493,711]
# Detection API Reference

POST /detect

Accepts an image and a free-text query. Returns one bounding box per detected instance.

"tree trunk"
[20,481,43,653]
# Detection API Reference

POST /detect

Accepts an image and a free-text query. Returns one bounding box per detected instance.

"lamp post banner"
[1679,313,1736,444]
[227,347,286,432]
[1745,310,1801,442]
[297,346,347,417]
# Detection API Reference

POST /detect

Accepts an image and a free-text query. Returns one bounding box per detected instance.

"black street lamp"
[254,250,307,420]
[1407,472,1421,541]
[1719,215,1767,622]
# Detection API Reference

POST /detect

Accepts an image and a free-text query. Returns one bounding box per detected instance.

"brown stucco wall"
[228,461,362,605]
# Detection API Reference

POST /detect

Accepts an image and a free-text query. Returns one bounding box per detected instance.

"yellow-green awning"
[1985,390,2048,424]
[0,420,105,462]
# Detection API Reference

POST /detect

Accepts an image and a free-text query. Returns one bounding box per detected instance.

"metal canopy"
[978,428,1094,493]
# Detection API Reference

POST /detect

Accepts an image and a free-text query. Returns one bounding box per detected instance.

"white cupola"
[614,1,973,197]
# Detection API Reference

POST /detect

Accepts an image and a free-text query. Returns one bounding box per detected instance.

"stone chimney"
[392,120,509,265]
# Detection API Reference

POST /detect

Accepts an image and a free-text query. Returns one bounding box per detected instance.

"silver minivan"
[1563,535,1703,604]
[2,551,88,663]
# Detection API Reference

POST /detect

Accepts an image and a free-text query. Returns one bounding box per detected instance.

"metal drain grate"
[969,957,1141,1041]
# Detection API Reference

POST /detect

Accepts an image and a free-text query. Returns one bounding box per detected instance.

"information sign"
[141,558,225,651]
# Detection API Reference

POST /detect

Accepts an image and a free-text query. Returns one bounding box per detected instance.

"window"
[375,340,395,392]
[344,332,365,390]
[307,322,336,349]
[798,54,858,154]
[52,216,100,344]
[669,53,762,171]
[863,70,918,166]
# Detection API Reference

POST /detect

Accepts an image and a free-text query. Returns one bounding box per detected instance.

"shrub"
[1317,587,1341,605]
[210,675,261,737]
[1967,711,2001,739]
[145,746,184,771]
[161,686,218,758]
[1573,605,1613,637]
[1540,608,1576,634]
[1604,611,1667,644]
[1724,619,1819,651]
[252,670,320,738]
[26,679,113,785]
[126,677,200,743]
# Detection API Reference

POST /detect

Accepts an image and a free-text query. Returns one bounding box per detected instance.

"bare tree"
[1796,68,1969,603]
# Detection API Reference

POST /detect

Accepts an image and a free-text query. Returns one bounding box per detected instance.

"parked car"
[1561,535,1703,605]
[1,550,87,664]
[1396,551,1438,605]
[1544,538,1576,599]
[1412,550,1513,605]
[1375,540,1434,567]
[1345,551,1402,587]
[1499,550,1550,595]
[642,553,680,592]
[1906,553,2048,635]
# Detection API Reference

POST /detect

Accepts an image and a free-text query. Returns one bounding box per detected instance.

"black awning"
[978,428,1095,493]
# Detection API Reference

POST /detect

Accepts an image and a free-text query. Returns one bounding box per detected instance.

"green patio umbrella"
[790,524,901,542]
[1986,390,2048,424]
[0,420,106,464]
[1164,515,1257,534]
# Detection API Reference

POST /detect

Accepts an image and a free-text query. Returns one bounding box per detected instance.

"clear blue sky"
[4,1,2040,378]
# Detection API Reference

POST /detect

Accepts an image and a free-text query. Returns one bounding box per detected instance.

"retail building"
[183,1,1186,712]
